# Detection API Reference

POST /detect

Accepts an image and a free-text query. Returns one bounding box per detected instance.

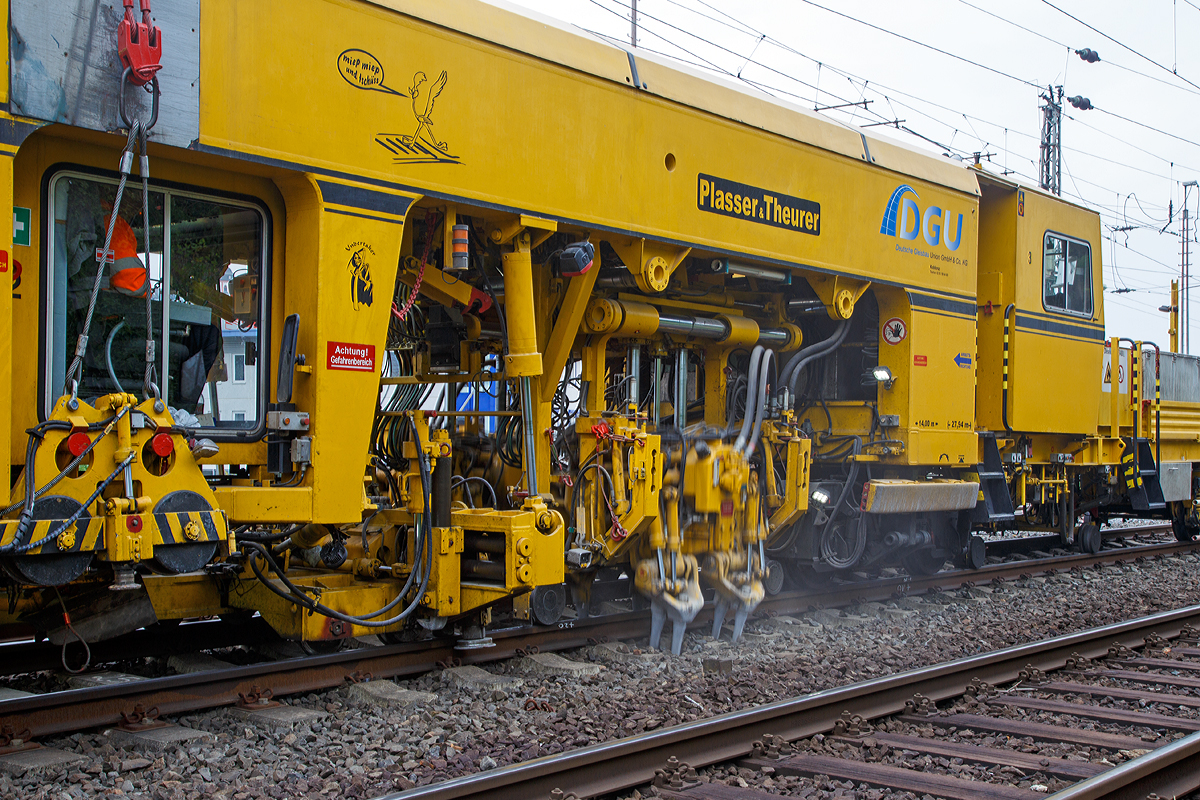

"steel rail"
[379,604,1200,800]
[1046,728,1200,800]
[0,533,1192,741]
[0,522,1174,675]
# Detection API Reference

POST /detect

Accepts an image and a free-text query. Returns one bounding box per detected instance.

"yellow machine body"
[2,0,1199,647]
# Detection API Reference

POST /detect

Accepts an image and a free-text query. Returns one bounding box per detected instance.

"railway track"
[0,525,1189,752]
[383,605,1200,800]
[0,523,1176,677]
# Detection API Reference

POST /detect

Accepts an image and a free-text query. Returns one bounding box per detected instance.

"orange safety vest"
[103,214,148,298]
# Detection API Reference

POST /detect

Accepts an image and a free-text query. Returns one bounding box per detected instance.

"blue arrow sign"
[954,353,972,368]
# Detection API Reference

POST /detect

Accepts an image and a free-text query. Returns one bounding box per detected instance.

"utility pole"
[1183,181,1197,353]
[631,0,638,48]
[1161,279,1181,352]
[1039,86,1063,196]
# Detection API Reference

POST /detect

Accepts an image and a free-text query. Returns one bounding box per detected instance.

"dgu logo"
[880,184,963,251]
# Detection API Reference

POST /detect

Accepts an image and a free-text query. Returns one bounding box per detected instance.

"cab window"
[1043,232,1092,317]
[46,171,267,434]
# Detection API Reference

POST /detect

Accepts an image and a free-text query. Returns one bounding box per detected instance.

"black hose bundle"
[243,423,435,627]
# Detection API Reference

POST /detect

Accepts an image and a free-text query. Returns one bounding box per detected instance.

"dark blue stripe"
[317,180,412,217]
[325,207,405,225]
[908,292,976,318]
[1016,314,1107,342]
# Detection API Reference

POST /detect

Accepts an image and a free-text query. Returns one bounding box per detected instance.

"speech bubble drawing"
[338,49,405,96]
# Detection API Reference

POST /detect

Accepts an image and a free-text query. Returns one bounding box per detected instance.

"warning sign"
[914,355,928,366]
[882,317,907,345]
[1101,347,1128,394]
[327,341,376,372]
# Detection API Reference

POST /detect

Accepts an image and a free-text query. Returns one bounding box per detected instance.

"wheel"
[300,638,347,655]
[763,559,785,596]
[150,491,219,575]
[531,583,567,626]
[785,564,834,590]
[1171,502,1200,542]
[1078,522,1101,554]
[965,535,987,570]
[901,549,945,578]
[2,496,94,586]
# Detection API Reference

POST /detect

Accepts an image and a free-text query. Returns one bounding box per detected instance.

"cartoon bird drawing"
[401,70,449,151]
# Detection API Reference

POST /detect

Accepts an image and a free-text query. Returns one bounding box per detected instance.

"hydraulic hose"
[105,321,127,394]
[2,453,135,555]
[733,346,766,451]
[246,420,435,626]
[744,349,776,458]
[780,320,851,402]
[818,438,863,569]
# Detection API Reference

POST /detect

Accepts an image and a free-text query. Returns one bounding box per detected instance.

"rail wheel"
[763,559,785,596]
[1171,502,1200,542]
[1077,521,1101,554]
[965,535,987,570]
[150,491,219,575]
[785,563,833,590]
[2,496,94,586]
[901,548,945,578]
[531,583,567,626]
[301,638,348,655]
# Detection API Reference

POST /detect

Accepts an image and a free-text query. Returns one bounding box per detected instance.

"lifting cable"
[62,1,163,407]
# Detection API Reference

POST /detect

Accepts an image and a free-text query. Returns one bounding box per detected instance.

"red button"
[151,433,174,457]
[66,432,91,457]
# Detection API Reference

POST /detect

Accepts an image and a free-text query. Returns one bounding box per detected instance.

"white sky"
[484,0,1200,350]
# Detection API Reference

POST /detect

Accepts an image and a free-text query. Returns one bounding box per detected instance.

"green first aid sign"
[13,207,30,247]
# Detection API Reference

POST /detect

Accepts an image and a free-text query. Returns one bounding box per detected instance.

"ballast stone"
[347,681,437,707]
[446,665,524,690]
[521,652,602,677]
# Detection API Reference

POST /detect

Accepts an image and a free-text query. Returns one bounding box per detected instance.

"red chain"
[393,211,439,321]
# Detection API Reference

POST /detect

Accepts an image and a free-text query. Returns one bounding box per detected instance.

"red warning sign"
[882,317,907,345]
[327,341,376,372]
[913,355,928,366]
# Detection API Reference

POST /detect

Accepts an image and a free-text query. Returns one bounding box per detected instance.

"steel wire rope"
[669,0,1200,185]
[1,453,135,555]
[1039,0,1200,93]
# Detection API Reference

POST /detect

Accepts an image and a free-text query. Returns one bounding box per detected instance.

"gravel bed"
[4,552,1200,799]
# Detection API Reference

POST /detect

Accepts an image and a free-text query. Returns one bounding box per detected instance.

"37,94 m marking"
[698,174,821,235]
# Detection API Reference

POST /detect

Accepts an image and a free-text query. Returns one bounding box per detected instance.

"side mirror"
[277,314,300,404]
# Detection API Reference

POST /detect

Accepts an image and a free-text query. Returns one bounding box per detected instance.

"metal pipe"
[652,356,662,427]
[433,456,452,529]
[787,298,828,314]
[657,313,728,339]
[628,345,641,410]
[462,559,506,582]
[464,532,506,554]
[657,311,788,346]
[595,273,638,289]
[711,258,791,284]
[675,349,688,429]
[520,376,539,495]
